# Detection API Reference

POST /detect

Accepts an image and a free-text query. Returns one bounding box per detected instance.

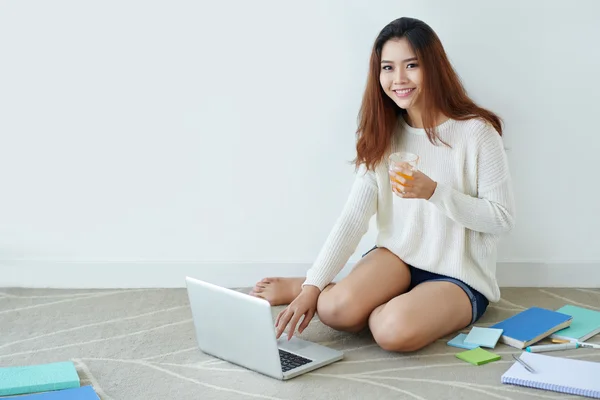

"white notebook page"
[502,352,600,396]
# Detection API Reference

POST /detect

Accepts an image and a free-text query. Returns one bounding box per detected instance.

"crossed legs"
[251,247,473,352]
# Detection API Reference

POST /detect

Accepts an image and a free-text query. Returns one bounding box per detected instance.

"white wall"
[1,0,599,288]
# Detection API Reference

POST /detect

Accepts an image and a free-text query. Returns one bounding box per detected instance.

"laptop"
[185,276,344,380]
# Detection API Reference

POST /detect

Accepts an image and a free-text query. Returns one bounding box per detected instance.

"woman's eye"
[407,63,418,69]
[382,65,392,71]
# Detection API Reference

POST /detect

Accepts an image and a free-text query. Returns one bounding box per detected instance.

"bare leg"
[249,247,410,315]
[249,277,305,306]
[316,248,411,333]
[368,281,472,352]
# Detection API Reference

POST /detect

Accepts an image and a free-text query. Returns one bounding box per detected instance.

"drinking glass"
[388,151,419,193]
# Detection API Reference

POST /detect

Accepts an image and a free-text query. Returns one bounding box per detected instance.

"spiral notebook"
[501,352,600,398]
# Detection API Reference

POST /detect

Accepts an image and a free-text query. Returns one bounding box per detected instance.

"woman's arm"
[427,125,516,234]
[303,167,378,291]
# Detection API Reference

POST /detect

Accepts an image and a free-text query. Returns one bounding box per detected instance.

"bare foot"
[249,277,305,306]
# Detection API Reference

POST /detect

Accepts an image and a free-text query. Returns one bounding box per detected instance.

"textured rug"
[1,286,599,400]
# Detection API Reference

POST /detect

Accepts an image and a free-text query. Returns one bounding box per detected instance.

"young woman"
[250,17,515,352]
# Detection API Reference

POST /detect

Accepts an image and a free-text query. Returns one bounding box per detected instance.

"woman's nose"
[394,69,407,84]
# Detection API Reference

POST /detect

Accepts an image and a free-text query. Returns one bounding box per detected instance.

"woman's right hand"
[275,285,321,340]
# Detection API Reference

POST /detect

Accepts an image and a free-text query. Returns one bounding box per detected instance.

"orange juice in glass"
[388,151,419,189]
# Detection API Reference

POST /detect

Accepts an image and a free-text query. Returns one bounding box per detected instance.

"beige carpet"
[1,287,599,399]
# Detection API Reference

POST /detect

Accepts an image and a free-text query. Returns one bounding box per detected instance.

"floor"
[2,287,599,399]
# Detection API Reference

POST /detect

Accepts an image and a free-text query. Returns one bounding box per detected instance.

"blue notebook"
[490,307,573,349]
[0,361,80,396]
[4,386,99,399]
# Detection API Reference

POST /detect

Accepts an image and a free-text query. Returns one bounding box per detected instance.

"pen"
[550,338,600,348]
[512,354,536,373]
[526,343,579,353]
[578,342,600,349]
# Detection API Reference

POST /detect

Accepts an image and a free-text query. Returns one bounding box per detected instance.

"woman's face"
[379,38,423,111]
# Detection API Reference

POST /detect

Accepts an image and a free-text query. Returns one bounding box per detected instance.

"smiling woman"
[250,17,515,353]
[355,17,503,171]
[380,47,421,109]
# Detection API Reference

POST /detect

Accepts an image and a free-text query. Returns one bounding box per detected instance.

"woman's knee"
[317,290,366,331]
[370,310,425,352]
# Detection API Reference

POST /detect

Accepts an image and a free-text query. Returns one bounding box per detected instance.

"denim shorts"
[362,246,489,324]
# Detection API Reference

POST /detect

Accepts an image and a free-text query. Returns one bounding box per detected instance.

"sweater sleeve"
[302,166,378,291]
[427,124,516,234]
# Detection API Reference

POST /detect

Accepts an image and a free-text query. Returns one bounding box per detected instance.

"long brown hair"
[354,17,502,170]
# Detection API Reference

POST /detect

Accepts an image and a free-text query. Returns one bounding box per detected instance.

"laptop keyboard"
[279,349,312,372]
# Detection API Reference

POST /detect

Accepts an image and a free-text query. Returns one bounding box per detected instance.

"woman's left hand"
[389,167,437,200]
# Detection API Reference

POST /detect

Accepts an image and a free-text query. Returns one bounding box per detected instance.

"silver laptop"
[185,276,344,380]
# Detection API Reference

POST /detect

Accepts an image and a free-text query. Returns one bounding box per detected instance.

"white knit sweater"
[303,116,515,302]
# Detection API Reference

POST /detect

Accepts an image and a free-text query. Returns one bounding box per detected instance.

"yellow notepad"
[455,347,501,366]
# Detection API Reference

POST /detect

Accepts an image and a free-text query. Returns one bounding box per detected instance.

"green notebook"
[550,305,600,342]
[455,347,501,366]
[0,361,80,396]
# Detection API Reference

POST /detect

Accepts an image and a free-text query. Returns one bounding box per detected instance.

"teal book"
[490,307,573,349]
[0,361,80,397]
[550,305,600,342]
[4,386,98,399]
